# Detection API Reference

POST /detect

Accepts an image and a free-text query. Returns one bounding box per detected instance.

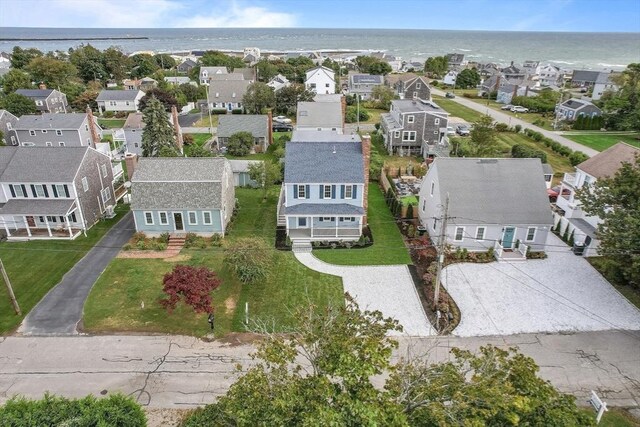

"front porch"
[493,240,528,262]
[6,227,82,240]
[0,199,85,241]
[289,227,362,240]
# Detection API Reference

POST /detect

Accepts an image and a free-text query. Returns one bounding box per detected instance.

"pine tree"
[141,96,176,157]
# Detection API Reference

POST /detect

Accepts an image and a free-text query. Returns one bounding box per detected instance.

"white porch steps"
[292,241,312,253]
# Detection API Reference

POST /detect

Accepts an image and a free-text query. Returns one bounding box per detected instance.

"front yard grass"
[97,118,126,129]
[0,204,130,334]
[313,185,411,266]
[564,132,640,152]
[579,407,640,427]
[588,257,640,310]
[193,115,219,128]
[83,187,344,337]
[494,132,574,176]
[432,96,483,123]
[186,133,212,147]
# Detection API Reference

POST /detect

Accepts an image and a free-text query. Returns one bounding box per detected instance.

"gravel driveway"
[444,234,640,337]
[294,253,434,336]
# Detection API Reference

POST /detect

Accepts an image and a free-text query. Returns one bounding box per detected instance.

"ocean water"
[1,27,638,70]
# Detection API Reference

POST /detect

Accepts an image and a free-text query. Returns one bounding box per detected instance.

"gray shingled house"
[397,76,432,101]
[347,73,384,100]
[296,101,343,133]
[207,79,251,112]
[555,98,602,121]
[418,158,553,260]
[96,90,144,114]
[10,113,101,148]
[0,109,18,145]
[0,146,115,240]
[131,157,235,236]
[217,114,270,152]
[15,88,68,114]
[229,159,262,187]
[177,58,197,73]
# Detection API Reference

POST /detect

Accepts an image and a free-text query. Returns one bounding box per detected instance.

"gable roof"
[217,115,269,138]
[201,66,228,75]
[0,146,89,182]
[229,159,262,173]
[296,102,342,128]
[124,112,144,128]
[207,73,245,81]
[14,113,87,130]
[560,98,597,111]
[15,89,55,99]
[234,67,256,81]
[285,138,364,184]
[207,79,251,102]
[349,74,384,85]
[305,66,335,82]
[572,70,600,83]
[179,58,197,67]
[428,158,553,225]
[132,157,229,182]
[96,90,143,101]
[577,143,639,179]
[0,109,18,122]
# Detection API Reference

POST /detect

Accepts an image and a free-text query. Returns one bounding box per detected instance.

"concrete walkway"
[431,88,599,157]
[294,252,434,336]
[18,212,135,336]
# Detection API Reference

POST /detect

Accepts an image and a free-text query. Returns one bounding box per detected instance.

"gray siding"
[384,111,447,156]
[74,149,115,228]
[14,117,97,148]
[403,79,431,101]
[133,209,223,236]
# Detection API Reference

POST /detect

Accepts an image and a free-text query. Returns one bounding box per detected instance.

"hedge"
[522,128,590,165]
[511,144,547,163]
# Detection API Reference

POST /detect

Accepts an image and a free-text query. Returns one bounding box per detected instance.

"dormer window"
[29,130,36,136]
[407,115,415,123]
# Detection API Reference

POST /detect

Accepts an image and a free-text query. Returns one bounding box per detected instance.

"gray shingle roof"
[572,70,600,83]
[207,80,251,103]
[0,146,17,176]
[392,99,448,115]
[0,198,75,215]
[15,89,54,99]
[284,140,364,184]
[561,98,593,110]
[429,158,553,225]
[201,66,228,75]
[291,130,359,143]
[229,159,262,173]
[96,90,143,101]
[349,74,384,84]
[284,203,365,215]
[0,146,88,182]
[296,102,342,129]
[14,113,87,130]
[217,115,268,138]
[132,157,228,182]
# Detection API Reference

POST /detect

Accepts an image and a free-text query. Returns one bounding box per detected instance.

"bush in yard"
[0,392,146,426]
[406,203,414,219]
[227,131,254,156]
[511,144,547,163]
[224,237,272,284]
[182,134,194,146]
[495,122,509,132]
[569,151,589,166]
[345,105,370,123]
[514,124,522,133]
[159,265,221,314]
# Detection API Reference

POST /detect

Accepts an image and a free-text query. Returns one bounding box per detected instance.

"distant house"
[522,60,541,76]
[15,88,68,114]
[536,64,562,87]
[96,90,144,115]
[242,48,261,66]
[347,73,384,100]
[267,74,291,92]
[446,53,465,70]
[200,66,228,85]
[122,79,140,90]
[229,159,262,187]
[385,73,419,96]
[556,98,602,121]
[277,132,370,243]
[10,113,101,148]
[131,157,235,236]
[0,109,18,145]
[164,76,195,86]
[139,77,158,92]
[556,143,639,257]
[217,114,270,151]
[571,70,600,87]
[592,72,620,101]
[206,79,251,112]
[397,76,431,101]
[0,146,116,240]
[176,58,197,73]
[381,99,449,157]
[496,79,538,104]
[296,101,343,133]
[418,158,553,260]
[443,71,457,86]
[501,62,526,80]
[305,66,335,94]
[112,112,144,156]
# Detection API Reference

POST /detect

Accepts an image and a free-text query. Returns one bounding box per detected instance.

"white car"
[273,115,292,124]
[446,126,456,135]
[510,106,529,113]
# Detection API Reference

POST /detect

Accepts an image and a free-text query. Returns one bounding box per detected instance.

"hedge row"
[523,128,589,166]
[511,144,547,163]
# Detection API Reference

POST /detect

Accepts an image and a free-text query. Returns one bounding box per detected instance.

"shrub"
[406,204,414,219]
[132,232,146,243]
[151,240,167,251]
[159,232,170,244]
[511,144,547,163]
[224,238,272,284]
[227,131,254,156]
[210,108,228,115]
[103,111,114,118]
[495,123,509,132]
[514,124,522,133]
[123,243,132,251]
[407,225,416,238]
[231,108,243,114]
[345,106,370,123]
[136,239,147,250]
[569,151,589,166]
[182,134,194,146]
[160,265,221,313]
[210,234,223,247]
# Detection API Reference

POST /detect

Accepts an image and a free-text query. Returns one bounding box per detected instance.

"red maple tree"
[159,265,221,314]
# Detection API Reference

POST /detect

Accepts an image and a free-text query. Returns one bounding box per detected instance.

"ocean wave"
[597,62,627,68]
[550,60,575,65]
[456,48,472,52]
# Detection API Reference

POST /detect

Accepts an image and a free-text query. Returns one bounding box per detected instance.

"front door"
[174,213,184,231]
[26,216,36,227]
[502,227,516,249]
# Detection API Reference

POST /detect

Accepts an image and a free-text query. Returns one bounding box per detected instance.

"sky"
[1,0,639,32]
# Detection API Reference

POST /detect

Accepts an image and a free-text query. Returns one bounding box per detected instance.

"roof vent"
[333,145,336,154]
[478,159,498,164]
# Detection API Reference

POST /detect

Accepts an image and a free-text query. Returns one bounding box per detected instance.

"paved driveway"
[18,212,135,336]
[294,253,434,336]
[444,234,640,337]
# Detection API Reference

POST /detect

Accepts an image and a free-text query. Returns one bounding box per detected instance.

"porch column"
[44,216,52,237]
[335,219,338,238]
[310,217,313,238]
[3,223,10,237]
[359,218,363,235]
[66,214,72,238]
[23,216,31,237]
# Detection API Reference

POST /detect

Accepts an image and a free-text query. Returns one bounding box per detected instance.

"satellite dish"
[123,181,132,188]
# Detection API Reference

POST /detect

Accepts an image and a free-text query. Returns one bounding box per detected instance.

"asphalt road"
[431,88,599,157]
[0,330,638,408]
[17,212,135,336]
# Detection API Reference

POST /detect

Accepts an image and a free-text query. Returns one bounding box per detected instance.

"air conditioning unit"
[105,205,116,219]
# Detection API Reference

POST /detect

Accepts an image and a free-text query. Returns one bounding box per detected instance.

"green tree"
[0,93,37,116]
[242,82,276,114]
[10,46,43,69]
[470,114,501,156]
[602,63,640,131]
[201,50,245,70]
[256,59,279,82]
[71,90,99,111]
[248,160,282,199]
[139,88,179,112]
[154,53,176,70]
[227,131,254,156]
[355,55,392,75]
[345,105,370,123]
[285,56,315,83]
[130,53,160,78]
[26,56,77,88]
[141,96,176,157]
[371,84,396,110]
[186,144,212,157]
[69,44,108,82]
[179,82,199,102]
[455,68,481,89]
[578,156,640,288]
[274,83,315,114]
[423,56,448,77]
[2,69,32,94]
[223,237,272,284]
[103,46,131,81]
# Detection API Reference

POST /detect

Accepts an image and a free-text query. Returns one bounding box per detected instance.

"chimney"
[38,82,46,90]
[124,153,138,181]
[341,95,346,133]
[171,105,183,154]
[361,134,371,225]
[86,106,100,148]
[267,110,273,146]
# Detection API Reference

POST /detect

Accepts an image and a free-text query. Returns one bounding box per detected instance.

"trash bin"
[417,226,427,236]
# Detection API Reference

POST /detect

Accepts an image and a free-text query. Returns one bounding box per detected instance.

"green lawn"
[579,407,640,427]
[0,204,130,334]
[362,108,387,125]
[193,115,220,128]
[432,96,483,123]
[313,185,411,266]
[564,132,640,152]
[588,257,640,310]
[83,187,344,337]
[494,132,574,176]
[186,133,212,147]
[97,118,126,129]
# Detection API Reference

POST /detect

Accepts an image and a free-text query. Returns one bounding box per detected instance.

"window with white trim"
[434,118,440,125]
[416,82,421,89]
[81,177,88,192]
[56,130,62,136]
[454,227,464,241]
[394,130,400,138]
[109,101,117,106]
[13,184,27,197]
[29,130,36,136]
[324,185,332,199]
[41,129,47,134]
[344,185,353,199]
[475,227,486,241]
[188,211,197,225]
[101,164,107,178]
[298,185,306,199]
[35,100,43,106]
[432,217,437,230]
[46,142,52,147]
[54,184,67,197]
[402,131,416,141]
[407,115,415,123]
[59,142,65,147]
[101,187,111,203]
[144,212,153,225]
[34,185,46,197]
[159,212,168,225]
[526,227,536,242]
[203,211,212,225]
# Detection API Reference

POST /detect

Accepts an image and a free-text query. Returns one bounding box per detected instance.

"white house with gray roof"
[555,98,602,121]
[200,66,228,85]
[217,114,270,151]
[296,101,343,134]
[15,88,68,114]
[278,131,370,243]
[418,158,553,260]
[305,66,335,94]
[96,90,144,114]
[10,113,101,148]
[347,73,384,100]
[0,146,115,240]
[131,157,235,237]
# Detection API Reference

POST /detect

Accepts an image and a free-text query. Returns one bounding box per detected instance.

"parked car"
[510,106,529,113]
[446,126,455,135]
[273,115,292,124]
[445,92,456,98]
[501,104,514,110]
[456,124,471,136]
[547,185,571,202]
[272,123,293,132]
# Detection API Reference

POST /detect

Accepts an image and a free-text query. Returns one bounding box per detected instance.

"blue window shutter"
[341,185,345,198]
[63,185,70,198]
[305,185,310,199]
[319,185,324,199]
[9,185,15,198]
[31,185,37,198]
[52,185,58,197]
[353,185,357,199]
[293,184,298,199]
[43,185,49,197]
[331,185,336,199]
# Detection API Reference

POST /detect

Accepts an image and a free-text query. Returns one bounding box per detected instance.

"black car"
[272,123,293,132]
[445,92,456,98]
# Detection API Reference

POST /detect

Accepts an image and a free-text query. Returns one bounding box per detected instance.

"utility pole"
[433,193,450,305]
[0,258,21,315]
